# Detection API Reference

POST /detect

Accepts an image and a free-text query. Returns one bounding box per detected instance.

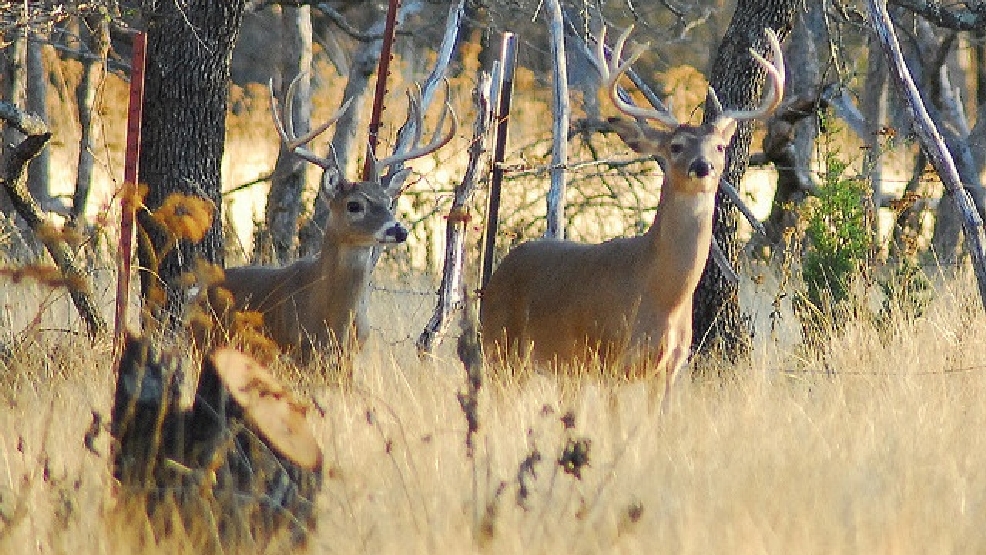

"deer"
[480,26,784,411]
[219,77,456,363]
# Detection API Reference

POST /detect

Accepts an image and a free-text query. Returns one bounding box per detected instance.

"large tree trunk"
[259,5,313,265]
[692,0,798,367]
[136,0,247,332]
[903,16,986,266]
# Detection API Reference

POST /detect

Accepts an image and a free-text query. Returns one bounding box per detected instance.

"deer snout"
[379,223,409,244]
[688,159,713,178]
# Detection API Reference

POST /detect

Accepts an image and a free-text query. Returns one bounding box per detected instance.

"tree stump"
[112,335,322,551]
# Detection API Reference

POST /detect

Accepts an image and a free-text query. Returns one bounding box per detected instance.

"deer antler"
[372,79,457,182]
[594,25,680,129]
[595,27,785,129]
[269,74,353,171]
[716,28,785,123]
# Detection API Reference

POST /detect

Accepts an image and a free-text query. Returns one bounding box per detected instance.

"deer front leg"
[631,326,688,414]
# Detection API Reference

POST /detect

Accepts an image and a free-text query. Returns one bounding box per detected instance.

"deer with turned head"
[481,27,784,410]
[220,78,455,362]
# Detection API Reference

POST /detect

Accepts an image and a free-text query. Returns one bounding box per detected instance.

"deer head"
[593,26,785,194]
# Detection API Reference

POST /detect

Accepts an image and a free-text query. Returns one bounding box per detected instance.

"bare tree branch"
[868,0,986,311]
[889,0,986,31]
[0,101,107,339]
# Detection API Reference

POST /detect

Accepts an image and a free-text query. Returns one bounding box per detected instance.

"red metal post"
[115,32,146,351]
[362,0,402,181]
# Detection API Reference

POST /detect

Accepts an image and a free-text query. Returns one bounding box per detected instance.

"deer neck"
[644,183,717,306]
[316,235,373,316]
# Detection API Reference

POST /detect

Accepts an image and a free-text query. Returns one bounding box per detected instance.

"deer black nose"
[689,159,712,178]
[387,223,409,243]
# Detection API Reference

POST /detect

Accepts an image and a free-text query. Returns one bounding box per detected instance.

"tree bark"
[136,0,247,332]
[755,3,823,250]
[261,5,313,265]
[692,0,798,366]
[26,38,51,211]
[0,30,28,219]
[70,13,111,228]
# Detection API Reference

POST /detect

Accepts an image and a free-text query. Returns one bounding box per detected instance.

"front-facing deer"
[221,79,455,363]
[481,27,784,411]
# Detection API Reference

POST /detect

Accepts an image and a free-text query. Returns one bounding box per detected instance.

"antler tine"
[717,27,785,122]
[595,26,679,128]
[269,74,353,170]
[374,79,458,177]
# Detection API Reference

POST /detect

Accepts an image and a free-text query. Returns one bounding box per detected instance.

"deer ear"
[321,169,344,197]
[607,117,669,156]
[381,168,411,198]
[713,117,738,141]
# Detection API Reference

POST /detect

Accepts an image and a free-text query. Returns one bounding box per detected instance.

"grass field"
[3,261,986,554]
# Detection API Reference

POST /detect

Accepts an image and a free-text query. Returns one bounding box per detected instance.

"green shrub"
[798,152,874,314]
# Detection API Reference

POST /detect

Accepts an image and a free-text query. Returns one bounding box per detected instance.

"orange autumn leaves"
[140,186,278,361]
[139,184,215,255]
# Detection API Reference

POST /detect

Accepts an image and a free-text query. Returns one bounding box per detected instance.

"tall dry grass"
[2,261,986,554]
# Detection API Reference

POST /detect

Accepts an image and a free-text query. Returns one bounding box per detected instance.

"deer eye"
[669,143,684,154]
[717,144,726,153]
[346,201,363,214]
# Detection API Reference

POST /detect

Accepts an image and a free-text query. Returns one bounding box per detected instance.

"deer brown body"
[222,79,455,361]
[222,180,408,359]
[481,27,784,409]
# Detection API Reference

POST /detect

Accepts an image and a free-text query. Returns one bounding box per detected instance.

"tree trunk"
[1,30,28,219]
[976,29,986,109]
[26,38,50,211]
[862,32,888,211]
[70,13,110,228]
[136,0,247,332]
[692,0,797,367]
[756,3,823,251]
[112,336,321,549]
[260,5,313,265]
[906,17,986,266]
[543,0,569,240]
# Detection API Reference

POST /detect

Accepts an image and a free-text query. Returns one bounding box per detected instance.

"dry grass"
[2,263,986,554]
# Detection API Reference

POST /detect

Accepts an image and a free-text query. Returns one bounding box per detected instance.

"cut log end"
[207,347,322,471]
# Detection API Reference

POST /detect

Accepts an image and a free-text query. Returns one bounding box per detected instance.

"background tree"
[692,0,798,367]
[259,5,313,264]
[69,11,111,228]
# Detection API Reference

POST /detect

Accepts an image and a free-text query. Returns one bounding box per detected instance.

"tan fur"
[481,27,784,410]
[222,181,404,361]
